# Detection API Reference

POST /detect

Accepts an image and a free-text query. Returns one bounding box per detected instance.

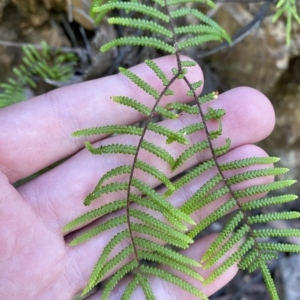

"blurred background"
[0,0,299,299]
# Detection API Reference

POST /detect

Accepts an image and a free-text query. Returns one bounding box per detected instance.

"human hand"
[0,55,275,299]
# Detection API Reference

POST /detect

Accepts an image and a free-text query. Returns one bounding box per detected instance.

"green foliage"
[272,0,300,45]
[63,0,300,299]
[0,41,77,108]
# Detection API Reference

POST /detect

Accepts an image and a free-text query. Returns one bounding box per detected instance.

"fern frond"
[248,211,300,224]
[63,199,127,232]
[241,194,298,210]
[138,250,203,281]
[187,198,236,239]
[140,265,209,299]
[112,96,152,116]
[85,142,137,156]
[101,260,139,300]
[70,215,127,246]
[134,237,201,267]
[101,37,175,54]
[84,230,131,294]
[73,125,143,137]
[204,237,254,284]
[108,18,173,38]
[202,211,244,262]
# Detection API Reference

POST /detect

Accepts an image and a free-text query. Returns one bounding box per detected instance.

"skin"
[0,55,275,300]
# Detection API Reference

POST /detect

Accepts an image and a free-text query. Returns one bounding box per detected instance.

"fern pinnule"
[85,142,137,156]
[112,96,152,116]
[73,125,143,137]
[138,250,203,281]
[219,156,280,171]
[233,179,297,199]
[178,35,223,51]
[187,198,237,239]
[186,80,203,96]
[241,194,298,210]
[86,245,135,293]
[133,237,201,267]
[101,37,175,54]
[140,140,175,166]
[259,261,280,300]
[147,122,189,145]
[204,237,255,285]
[121,275,140,300]
[140,265,209,299]
[92,2,170,23]
[145,59,172,87]
[101,260,139,300]
[258,242,300,252]
[130,223,190,248]
[179,173,223,213]
[131,177,195,225]
[201,211,244,263]
[108,18,173,38]
[164,159,216,197]
[253,228,300,238]
[84,181,129,205]
[63,200,127,232]
[138,274,155,300]
[226,167,289,186]
[203,224,250,269]
[129,208,193,247]
[70,215,127,246]
[119,67,161,100]
[84,230,131,294]
[167,0,215,8]
[248,211,300,224]
[182,186,230,215]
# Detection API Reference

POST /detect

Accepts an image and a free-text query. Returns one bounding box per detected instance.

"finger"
[17,87,275,232]
[62,144,273,289]
[0,55,203,183]
[84,234,238,300]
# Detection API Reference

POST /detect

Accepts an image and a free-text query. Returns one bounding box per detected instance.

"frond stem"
[126,73,180,272]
